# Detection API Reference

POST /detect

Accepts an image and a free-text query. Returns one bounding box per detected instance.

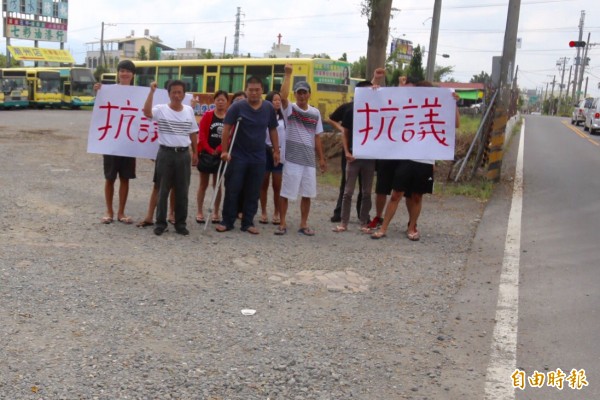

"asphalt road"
[515,116,600,399]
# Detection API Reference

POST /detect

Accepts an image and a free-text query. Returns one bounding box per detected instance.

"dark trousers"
[222,159,264,230]
[155,147,191,230]
[332,151,362,219]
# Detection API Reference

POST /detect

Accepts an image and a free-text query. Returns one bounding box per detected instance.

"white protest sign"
[352,86,456,160]
[87,85,193,159]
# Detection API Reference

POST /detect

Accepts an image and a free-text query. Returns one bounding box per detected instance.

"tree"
[406,45,425,82]
[0,52,20,67]
[339,53,348,62]
[204,49,214,59]
[149,43,159,60]
[434,65,454,82]
[362,0,393,80]
[312,53,331,59]
[470,71,491,84]
[137,45,148,61]
[351,56,367,79]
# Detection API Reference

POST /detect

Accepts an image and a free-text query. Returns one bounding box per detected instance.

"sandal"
[332,225,347,233]
[196,216,206,224]
[370,230,387,240]
[271,217,281,225]
[101,216,114,224]
[360,226,373,234]
[136,220,154,228]
[274,226,287,235]
[118,216,133,224]
[244,226,260,235]
[215,224,233,233]
[297,227,315,236]
[407,230,420,241]
[258,217,269,224]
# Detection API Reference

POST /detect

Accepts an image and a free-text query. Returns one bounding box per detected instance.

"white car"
[583,97,600,134]
[571,98,593,126]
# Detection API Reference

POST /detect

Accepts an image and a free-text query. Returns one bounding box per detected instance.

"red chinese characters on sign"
[356,96,449,147]
[96,99,158,144]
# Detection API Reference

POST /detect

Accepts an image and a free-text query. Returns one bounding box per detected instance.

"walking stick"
[204,117,242,231]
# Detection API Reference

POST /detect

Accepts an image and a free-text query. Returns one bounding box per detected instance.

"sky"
[2,0,599,97]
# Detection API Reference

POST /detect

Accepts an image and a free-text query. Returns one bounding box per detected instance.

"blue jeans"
[222,159,265,230]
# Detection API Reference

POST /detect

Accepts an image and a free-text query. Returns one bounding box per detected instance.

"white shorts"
[280,161,317,200]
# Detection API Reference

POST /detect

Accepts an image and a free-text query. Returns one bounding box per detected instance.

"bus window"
[219,66,244,93]
[247,65,272,93]
[272,64,285,92]
[181,66,203,92]
[206,75,216,93]
[316,83,348,93]
[158,66,179,89]
[136,66,156,87]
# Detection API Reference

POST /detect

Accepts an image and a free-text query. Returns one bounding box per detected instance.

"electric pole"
[571,11,584,101]
[426,0,442,82]
[233,7,243,57]
[576,32,591,102]
[557,57,568,114]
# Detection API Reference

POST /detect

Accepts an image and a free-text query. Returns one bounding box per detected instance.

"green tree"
[204,49,214,59]
[362,0,393,80]
[406,45,425,82]
[470,71,491,84]
[137,45,148,61]
[0,52,20,67]
[351,56,367,79]
[312,53,331,59]
[149,43,159,60]
[338,53,348,62]
[434,65,454,82]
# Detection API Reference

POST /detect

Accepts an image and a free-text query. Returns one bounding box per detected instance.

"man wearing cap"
[94,60,137,225]
[275,64,326,236]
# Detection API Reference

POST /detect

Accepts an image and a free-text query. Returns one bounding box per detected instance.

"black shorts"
[375,159,400,195]
[103,155,136,181]
[391,160,434,195]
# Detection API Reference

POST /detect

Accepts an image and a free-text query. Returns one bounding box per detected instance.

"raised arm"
[143,81,157,118]
[280,64,293,110]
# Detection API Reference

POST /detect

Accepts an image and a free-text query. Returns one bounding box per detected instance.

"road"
[438,114,599,399]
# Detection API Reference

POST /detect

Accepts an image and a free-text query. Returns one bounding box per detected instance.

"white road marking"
[484,121,525,399]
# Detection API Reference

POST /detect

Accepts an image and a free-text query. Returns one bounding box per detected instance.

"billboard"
[3,0,68,43]
[390,38,414,62]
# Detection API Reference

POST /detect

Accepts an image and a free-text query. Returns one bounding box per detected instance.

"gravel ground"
[0,109,484,400]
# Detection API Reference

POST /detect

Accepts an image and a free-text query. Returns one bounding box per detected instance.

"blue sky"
[2,0,599,96]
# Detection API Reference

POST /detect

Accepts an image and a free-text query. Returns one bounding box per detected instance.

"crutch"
[204,116,242,231]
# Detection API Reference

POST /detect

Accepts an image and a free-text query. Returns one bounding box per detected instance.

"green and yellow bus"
[50,67,96,108]
[100,72,117,84]
[131,58,353,118]
[15,68,63,108]
[0,68,29,109]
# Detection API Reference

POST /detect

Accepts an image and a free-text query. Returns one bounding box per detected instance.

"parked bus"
[50,67,96,108]
[17,68,62,108]
[131,58,353,119]
[0,68,29,109]
[100,72,117,84]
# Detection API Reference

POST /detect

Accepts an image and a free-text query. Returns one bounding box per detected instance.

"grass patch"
[435,178,494,201]
[317,169,342,187]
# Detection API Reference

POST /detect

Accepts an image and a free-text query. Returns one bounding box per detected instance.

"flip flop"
[118,216,133,224]
[211,218,221,224]
[101,216,114,224]
[370,231,387,240]
[297,227,315,236]
[407,230,420,241]
[245,226,260,235]
[196,217,206,224]
[271,218,281,225]
[136,220,154,228]
[168,218,176,225]
[258,218,269,224]
[215,224,233,233]
[274,226,287,235]
[332,225,347,233]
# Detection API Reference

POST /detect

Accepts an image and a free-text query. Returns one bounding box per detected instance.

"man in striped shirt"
[276,68,326,237]
[143,80,199,236]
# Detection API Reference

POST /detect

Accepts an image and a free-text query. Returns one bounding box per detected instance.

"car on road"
[572,97,593,125]
[583,97,600,134]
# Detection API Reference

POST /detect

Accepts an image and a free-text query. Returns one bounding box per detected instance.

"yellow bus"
[131,58,353,119]
[0,68,29,109]
[100,72,117,84]
[12,68,62,108]
[50,67,96,108]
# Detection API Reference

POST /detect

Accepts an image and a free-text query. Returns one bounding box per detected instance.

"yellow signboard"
[7,46,74,63]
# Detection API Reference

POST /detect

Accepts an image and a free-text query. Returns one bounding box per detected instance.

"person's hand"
[273,150,280,166]
[220,151,231,162]
[93,82,102,92]
[373,68,385,81]
[284,64,293,75]
[452,92,460,102]
[319,158,327,173]
[191,152,198,167]
[398,76,407,86]
[346,152,355,163]
[150,81,158,92]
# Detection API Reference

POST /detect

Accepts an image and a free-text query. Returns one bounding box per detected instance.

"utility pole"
[100,22,106,69]
[233,7,242,57]
[486,0,520,182]
[557,57,568,114]
[426,0,442,82]
[584,76,588,98]
[571,11,584,101]
[576,32,591,102]
[565,65,573,103]
[550,75,556,115]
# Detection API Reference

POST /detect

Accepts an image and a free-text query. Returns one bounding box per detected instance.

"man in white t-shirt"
[143,80,198,236]
[276,66,326,236]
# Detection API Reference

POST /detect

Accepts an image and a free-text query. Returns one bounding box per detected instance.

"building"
[437,82,486,106]
[85,29,174,70]
[263,34,311,58]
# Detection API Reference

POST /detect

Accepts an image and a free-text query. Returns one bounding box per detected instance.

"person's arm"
[190,131,198,166]
[143,82,157,118]
[280,64,293,110]
[372,67,386,86]
[198,112,214,154]
[315,135,327,173]
[220,124,233,162]
[268,126,280,166]
[342,126,353,163]
[327,119,344,133]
